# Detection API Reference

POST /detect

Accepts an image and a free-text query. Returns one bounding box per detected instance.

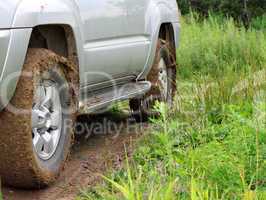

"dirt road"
[2,111,147,200]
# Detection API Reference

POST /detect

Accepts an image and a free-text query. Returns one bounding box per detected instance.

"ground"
[1,110,147,200]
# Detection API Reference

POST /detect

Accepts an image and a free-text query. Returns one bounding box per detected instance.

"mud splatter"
[2,111,147,200]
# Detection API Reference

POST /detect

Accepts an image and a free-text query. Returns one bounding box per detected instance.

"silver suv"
[0,0,180,188]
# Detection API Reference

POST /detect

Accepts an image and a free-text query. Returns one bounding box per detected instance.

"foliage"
[177,0,266,23]
[177,13,266,79]
[251,15,266,30]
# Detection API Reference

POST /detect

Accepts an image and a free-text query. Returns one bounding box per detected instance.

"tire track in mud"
[2,111,148,200]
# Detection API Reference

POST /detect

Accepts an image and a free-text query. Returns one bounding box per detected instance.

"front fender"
[0,0,84,109]
[12,0,84,60]
[0,0,21,29]
[0,28,32,110]
[12,0,80,29]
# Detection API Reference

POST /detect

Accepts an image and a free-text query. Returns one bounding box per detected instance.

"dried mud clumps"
[146,39,176,101]
[0,48,79,188]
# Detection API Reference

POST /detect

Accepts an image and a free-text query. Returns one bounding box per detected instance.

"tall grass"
[77,14,266,200]
[177,13,266,79]
[176,13,266,120]
[251,15,266,30]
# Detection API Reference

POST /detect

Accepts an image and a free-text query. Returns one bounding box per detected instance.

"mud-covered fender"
[137,0,180,80]
[12,0,84,53]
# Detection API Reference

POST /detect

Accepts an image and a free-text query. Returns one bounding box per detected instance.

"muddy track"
[2,111,147,200]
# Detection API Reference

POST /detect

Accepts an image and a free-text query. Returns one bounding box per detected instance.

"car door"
[125,0,151,78]
[126,0,149,36]
[76,0,135,86]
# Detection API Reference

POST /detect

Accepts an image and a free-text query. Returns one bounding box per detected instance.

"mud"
[0,48,81,188]
[147,39,176,97]
[1,111,147,200]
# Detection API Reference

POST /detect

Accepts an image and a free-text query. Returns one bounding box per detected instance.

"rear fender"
[137,0,180,80]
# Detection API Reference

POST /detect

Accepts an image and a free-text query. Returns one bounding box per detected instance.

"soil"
[1,111,148,200]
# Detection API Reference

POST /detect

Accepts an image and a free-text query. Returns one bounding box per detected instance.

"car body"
[0,0,180,188]
[0,0,180,109]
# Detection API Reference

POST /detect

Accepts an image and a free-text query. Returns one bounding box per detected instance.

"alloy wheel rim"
[158,58,169,101]
[32,80,62,160]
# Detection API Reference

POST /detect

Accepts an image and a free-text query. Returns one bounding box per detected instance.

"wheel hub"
[32,80,62,160]
[158,58,168,101]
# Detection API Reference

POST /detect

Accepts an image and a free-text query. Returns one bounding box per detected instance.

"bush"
[177,0,266,21]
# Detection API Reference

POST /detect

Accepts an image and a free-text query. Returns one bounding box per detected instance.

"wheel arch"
[12,0,83,65]
[29,24,79,68]
[145,22,177,84]
[159,23,177,59]
[28,24,80,111]
[0,24,80,110]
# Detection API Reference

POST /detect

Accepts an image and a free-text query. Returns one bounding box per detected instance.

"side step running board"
[78,81,151,114]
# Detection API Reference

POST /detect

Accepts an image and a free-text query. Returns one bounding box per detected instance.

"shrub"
[177,0,266,22]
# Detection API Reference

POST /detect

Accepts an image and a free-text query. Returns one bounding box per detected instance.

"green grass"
[77,14,266,200]
[177,13,266,79]
[0,188,2,200]
[251,15,266,30]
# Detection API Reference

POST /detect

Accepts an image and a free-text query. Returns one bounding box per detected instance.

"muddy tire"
[130,39,176,122]
[0,48,77,188]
